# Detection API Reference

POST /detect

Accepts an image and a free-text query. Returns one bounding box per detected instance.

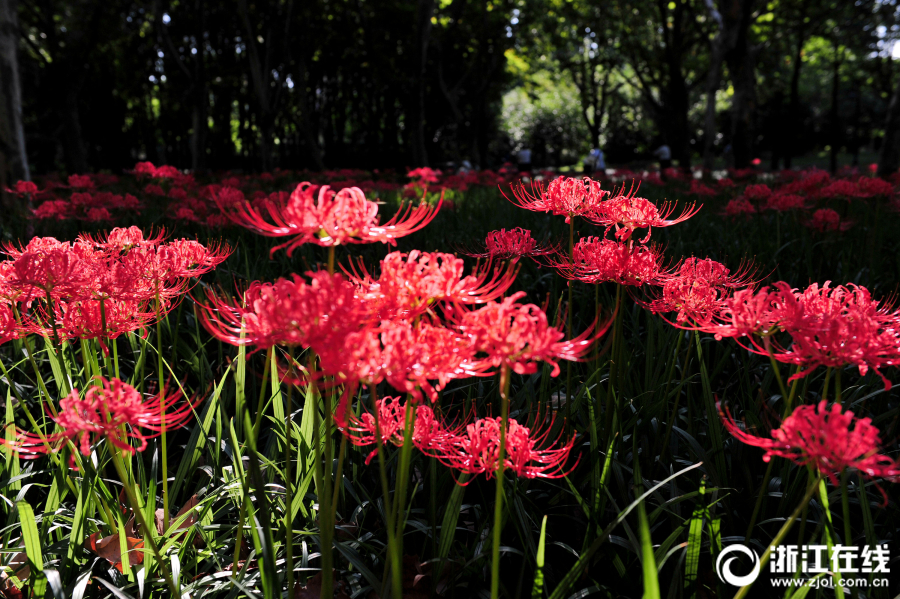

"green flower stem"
[321,384,336,599]
[154,287,169,533]
[284,346,295,593]
[491,364,511,599]
[390,398,416,599]
[12,306,54,411]
[734,474,823,599]
[107,440,180,597]
[745,372,801,542]
[566,218,574,422]
[232,495,248,583]
[369,385,399,599]
[657,331,689,465]
[43,291,71,395]
[817,478,844,599]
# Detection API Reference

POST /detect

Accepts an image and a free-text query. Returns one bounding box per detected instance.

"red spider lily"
[768,282,900,388]
[452,291,610,376]
[317,318,480,401]
[549,237,667,287]
[743,184,772,201]
[764,193,807,212]
[78,226,167,252]
[197,271,370,352]
[346,250,517,320]
[722,197,757,218]
[52,298,155,350]
[720,401,900,500]
[158,239,231,279]
[214,182,440,255]
[702,286,780,341]
[505,176,608,223]
[701,282,900,389]
[805,208,853,232]
[133,162,181,179]
[67,174,95,189]
[407,167,442,184]
[9,181,37,195]
[2,378,196,461]
[689,179,717,197]
[7,249,90,302]
[855,176,894,198]
[645,257,760,328]
[588,185,701,242]
[379,320,476,401]
[335,395,465,464]
[460,228,556,261]
[432,414,576,481]
[818,179,859,200]
[0,302,19,345]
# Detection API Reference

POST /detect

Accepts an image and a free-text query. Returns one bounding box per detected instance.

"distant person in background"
[516,147,532,174]
[585,148,605,175]
[653,143,672,171]
[593,148,605,173]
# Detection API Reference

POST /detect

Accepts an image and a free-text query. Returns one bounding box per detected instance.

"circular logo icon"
[716,544,761,586]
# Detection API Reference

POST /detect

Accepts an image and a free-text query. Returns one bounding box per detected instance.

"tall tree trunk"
[296,53,323,170]
[877,74,900,178]
[409,0,434,167]
[829,42,841,174]
[666,72,692,168]
[702,0,724,171]
[0,0,29,206]
[61,84,89,173]
[784,8,807,169]
[723,0,756,169]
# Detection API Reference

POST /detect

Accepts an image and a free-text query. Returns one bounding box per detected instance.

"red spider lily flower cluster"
[2,378,196,463]
[644,257,760,328]
[700,282,900,388]
[214,182,440,255]
[588,184,700,243]
[318,318,479,402]
[346,250,517,320]
[461,228,556,261]
[722,197,757,218]
[198,271,367,352]
[407,167,442,185]
[720,401,900,500]
[335,395,464,464]
[506,176,609,223]
[431,415,576,481]
[805,208,853,232]
[452,291,606,376]
[334,396,577,481]
[0,228,229,348]
[551,237,667,287]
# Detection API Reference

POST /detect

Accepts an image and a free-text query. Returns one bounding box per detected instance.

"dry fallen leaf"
[86,532,144,573]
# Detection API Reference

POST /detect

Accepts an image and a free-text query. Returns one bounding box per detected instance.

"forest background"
[2,0,900,188]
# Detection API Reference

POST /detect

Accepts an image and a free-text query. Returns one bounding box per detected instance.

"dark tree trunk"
[701,0,724,171]
[296,54,323,170]
[0,0,29,205]
[784,7,807,169]
[61,84,89,173]
[723,0,756,169]
[829,42,842,174]
[666,72,692,168]
[409,0,434,167]
[877,75,900,178]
